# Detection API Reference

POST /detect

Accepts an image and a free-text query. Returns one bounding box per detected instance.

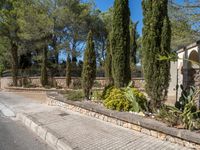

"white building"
[168,40,200,104]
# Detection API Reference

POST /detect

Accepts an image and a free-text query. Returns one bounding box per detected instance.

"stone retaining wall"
[0,77,145,89]
[4,87,64,93]
[46,92,200,149]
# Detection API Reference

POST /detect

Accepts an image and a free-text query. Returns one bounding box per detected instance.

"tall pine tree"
[0,0,20,86]
[111,0,131,87]
[82,31,96,100]
[142,0,171,109]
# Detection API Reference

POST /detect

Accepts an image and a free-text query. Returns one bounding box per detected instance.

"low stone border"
[4,87,64,93]
[46,92,200,149]
[16,113,73,150]
[4,87,103,93]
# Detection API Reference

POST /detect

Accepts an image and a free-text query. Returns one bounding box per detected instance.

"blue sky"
[94,0,184,35]
[94,0,143,35]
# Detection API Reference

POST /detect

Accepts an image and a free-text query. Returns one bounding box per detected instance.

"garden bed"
[46,92,200,149]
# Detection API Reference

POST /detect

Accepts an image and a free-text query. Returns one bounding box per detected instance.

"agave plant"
[124,81,148,112]
[180,88,200,130]
[175,85,195,111]
[124,88,140,112]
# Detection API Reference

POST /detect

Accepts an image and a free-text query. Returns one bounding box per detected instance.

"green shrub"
[81,31,96,100]
[175,85,195,111]
[103,82,148,112]
[101,85,114,100]
[157,105,181,127]
[124,85,148,112]
[71,79,82,89]
[91,90,102,101]
[158,86,200,130]
[65,90,84,101]
[103,88,133,111]
[177,86,200,130]
[181,98,200,130]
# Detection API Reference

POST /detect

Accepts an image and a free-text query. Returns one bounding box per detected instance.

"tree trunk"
[11,43,18,87]
[71,41,77,64]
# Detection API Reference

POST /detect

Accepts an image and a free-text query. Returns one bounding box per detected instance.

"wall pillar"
[183,48,188,89]
[197,45,200,109]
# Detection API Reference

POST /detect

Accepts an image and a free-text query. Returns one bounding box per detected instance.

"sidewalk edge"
[16,113,73,150]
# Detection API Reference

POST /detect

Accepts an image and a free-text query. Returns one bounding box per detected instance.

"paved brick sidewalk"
[0,92,190,150]
[30,109,189,150]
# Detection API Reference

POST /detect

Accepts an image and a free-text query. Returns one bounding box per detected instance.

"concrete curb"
[0,103,15,117]
[16,113,73,150]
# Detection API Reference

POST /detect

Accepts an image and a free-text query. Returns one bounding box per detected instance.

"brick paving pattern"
[31,110,190,150]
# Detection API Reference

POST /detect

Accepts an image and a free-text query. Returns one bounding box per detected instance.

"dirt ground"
[13,92,46,103]
[12,91,176,106]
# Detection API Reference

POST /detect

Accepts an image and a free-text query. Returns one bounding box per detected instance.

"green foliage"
[93,81,102,88]
[65,90,84,101]
[0,64,4,77]
[170,19,197,50]
[142,0,171,109]
[71,79,82,89]
[0,0,101,86]
[103,83,148,112]
[177,86,200,130]
[0,37,11,71]
[124,88,139,112]
[40,47,48,87]
[103,88,132,111]
[158,52,178,62]
[82,31,96,100]
[168,1,199,49]
[101,85,114,100]
[104,36,113,85]
[91,90,102,101]
[175,85,195,111]
[0,0,20,86]
[158,105,181,127]
[158,86,200,130]
[111,0,131,87]
[181,98,200,130]
[124,84,148,112]
[130,21,138,70]
[66,54,71,88]
[158,52,200,68]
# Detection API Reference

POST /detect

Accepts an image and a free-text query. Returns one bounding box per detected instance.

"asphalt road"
[0,113,52,150]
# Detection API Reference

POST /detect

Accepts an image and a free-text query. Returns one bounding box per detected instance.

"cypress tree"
[41,46,48,87]
[130,22,138,70]
[82,31,96,100]
[66,54,71,88]
[111,0,131,88]
[142,0,171,109]
[105,35,113,85]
